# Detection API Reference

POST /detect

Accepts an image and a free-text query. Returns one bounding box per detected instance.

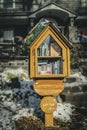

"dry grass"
[15,116,70,130]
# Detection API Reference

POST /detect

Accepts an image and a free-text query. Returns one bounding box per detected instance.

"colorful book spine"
[38,58,62,75]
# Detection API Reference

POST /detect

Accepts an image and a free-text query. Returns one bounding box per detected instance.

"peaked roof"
[29,2,76,19]
[24,19,72,49]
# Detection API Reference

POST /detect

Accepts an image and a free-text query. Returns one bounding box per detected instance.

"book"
[50,43,61,56]
[54,61,58,74]
[38,58,62,75]
[47,63,52,74]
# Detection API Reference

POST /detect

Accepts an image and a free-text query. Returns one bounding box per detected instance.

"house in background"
[75,0,87,58]
[0,0,87,60]
[0,0,32,60]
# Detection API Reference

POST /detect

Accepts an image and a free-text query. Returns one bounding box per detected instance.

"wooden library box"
[24,19,72,79]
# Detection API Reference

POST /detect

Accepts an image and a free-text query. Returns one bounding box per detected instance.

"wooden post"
[34,80,64,126]
[40,96,57,126]
[45,113,53,126]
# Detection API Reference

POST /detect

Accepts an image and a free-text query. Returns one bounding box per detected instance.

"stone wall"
[62,73,87,108]
[0,60,28,72]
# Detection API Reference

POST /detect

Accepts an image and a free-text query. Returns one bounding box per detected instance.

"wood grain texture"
[34,80,64,96]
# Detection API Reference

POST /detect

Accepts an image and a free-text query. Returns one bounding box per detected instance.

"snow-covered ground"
[70,72,87,81]
[0,68,30,84]
[53,103,74,122]
[0,68,83,129]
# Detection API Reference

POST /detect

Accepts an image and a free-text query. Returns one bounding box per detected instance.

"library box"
[24,19,72,79]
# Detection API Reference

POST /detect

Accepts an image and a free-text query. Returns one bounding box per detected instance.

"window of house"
[0,0,25,10]
[0,0,15,8]
[77,28,87,43]
[0,0,3,8]
[3,0,15,8]
[81,0,87,7]
[3,30,14,42]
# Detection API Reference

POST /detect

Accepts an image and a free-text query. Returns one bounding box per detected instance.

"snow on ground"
[53,103,74,122]
[65,72,87,87]
[0,68,30,85]
[0,68,76,124]
[70,72,87,81]
[13,108,34,121]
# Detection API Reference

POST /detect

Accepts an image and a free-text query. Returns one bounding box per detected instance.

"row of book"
[38,59,62,75]
[37,42,62,56]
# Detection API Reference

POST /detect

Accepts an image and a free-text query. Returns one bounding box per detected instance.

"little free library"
[24,19,72,79]
[24,19,72,126]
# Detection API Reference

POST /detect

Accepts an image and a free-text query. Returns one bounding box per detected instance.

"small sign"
[34,80,64,96]
[40,96,57,113]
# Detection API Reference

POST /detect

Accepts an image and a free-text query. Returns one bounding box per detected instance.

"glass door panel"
[38,58,63,75]
[37,35,62,56]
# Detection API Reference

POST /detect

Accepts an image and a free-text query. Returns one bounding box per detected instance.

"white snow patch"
[53,103,74,122]
[3,101,19,111]
[70,72,86,81]
[0,68,30,84]
[13,108,34,121]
